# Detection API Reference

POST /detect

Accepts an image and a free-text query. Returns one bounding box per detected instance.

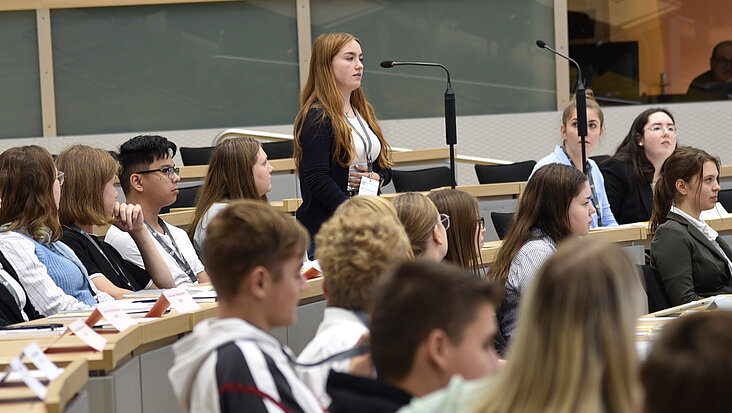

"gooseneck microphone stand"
[535,40,588,175]
[380,60,457,188]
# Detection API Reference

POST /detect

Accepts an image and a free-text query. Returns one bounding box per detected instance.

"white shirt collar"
[671,205,719,241]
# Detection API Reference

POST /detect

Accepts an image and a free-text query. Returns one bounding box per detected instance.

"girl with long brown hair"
[188,137,273,253]
[0,145,114,316]
[392,192,448,261]
[427,189,485,275]
[649,146,732,305]
[293,32,392,255]
[487,163,594,343]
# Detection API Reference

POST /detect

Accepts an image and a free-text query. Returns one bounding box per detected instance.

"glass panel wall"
[51,1,299,136]
[568,0,732,105]
[311,0,557,119]
[0,11,42,139]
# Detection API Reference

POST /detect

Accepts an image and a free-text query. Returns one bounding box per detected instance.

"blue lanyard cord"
[145,218,197,283]
[561,145,603,227]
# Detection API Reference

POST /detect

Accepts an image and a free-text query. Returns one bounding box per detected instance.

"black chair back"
[474,160,536,184]
[641,264,671,313]
[718,188,732,212]
[180,147,214,166]
[262,140,294,160]
[161,185,200,214]
[392,167,453,193]
[490,212,515,240]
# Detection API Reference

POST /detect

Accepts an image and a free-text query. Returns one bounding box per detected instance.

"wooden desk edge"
[44,358,88,413]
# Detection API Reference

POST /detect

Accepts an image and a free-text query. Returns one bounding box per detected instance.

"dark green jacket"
[651,211,732,305]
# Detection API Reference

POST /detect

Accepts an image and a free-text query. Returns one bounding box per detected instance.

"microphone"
[380,59,457,188]
[536,39,589,174]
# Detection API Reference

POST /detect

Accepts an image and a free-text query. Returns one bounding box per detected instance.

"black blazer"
[600,159,654,224]
[650,211,732,305]
[295,108,392,238]
[0,250,41,326]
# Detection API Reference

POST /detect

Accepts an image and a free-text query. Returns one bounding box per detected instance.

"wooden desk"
[0,359,88,413]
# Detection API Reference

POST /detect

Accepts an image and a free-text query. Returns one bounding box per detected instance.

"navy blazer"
[295,108,392,238]
[600,159,654,224]
[651,211,732,305]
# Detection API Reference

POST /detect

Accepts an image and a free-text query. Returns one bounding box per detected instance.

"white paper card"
[24,342,62,380]
[96,302,139,332]
[68,320,107,352]
[163,288,200,313]
[10,356,47,400]
[357,176,379,196]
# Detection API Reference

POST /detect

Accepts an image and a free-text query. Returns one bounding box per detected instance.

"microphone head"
[380,60,394,68]
[536,40,547,49]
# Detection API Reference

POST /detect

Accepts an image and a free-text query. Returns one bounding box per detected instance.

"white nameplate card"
[9,356,48,399]
[93,302,139,332]
[24,342,62,380]
[68,320,107,352]
[357,176,379,196]
[145,288,199,317]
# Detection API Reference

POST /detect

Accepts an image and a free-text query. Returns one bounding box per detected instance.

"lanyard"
[345,105,374,172]
[64,225,134,290]
[145,218,197,283]
[561,145,603,227]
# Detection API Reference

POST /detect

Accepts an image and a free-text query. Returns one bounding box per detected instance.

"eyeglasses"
[644,125,677,134]
[439,213,450,230]
[135,166,180,180]
[56,170,65,186]
[477,216,485,230]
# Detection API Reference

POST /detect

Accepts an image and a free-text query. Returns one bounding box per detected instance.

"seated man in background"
[105,135,208,285]
[297,196,413,407]
[642,311,732,413]
[686,40,732,101]
[325,259,503,413]
[169,200,323,413]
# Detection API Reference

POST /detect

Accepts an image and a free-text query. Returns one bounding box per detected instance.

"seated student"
[105,135,209,286]
[600,108,678,224]
[642,311,732,413]
[650,146,732,305]
[398,238,644,413]
[0,146,113,316]
[57,145,175,299]
[189,137,273,253]
[326,260,503,413]
[168,200,322,413]
[530,90,617,228]
[427,189,486,275]
[392,193,448,261]
[297,196,413,406]
[0,250,42,326]
[487,164,594,344]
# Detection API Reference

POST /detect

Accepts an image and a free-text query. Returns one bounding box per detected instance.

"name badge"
[358,176,379,196]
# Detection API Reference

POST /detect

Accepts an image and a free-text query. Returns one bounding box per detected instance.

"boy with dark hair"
[325,259,503,413]
[169,200,323,413]
[105,135,208,285]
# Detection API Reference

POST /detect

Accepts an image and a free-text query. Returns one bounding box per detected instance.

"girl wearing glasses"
[0,145,114,316]
[601,108,678,224]
[188,137,273,254]
[488,164,596,345]
[57,145,176,299]
[649,146,732,305]
[530,90,617,228]
[392,193,448,262]
[293,33,392,257]
[427,189,485,275]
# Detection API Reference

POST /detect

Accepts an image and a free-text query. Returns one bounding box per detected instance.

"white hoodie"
[168,317,324,413]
